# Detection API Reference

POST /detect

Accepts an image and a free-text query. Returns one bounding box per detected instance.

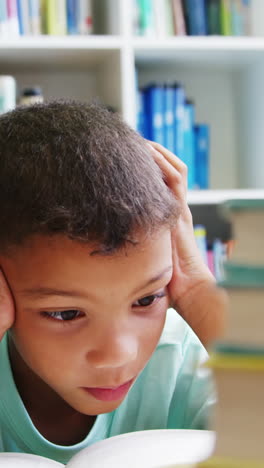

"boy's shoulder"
[158,308,206,355]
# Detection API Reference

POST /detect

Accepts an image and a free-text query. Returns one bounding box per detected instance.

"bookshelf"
[1,0,264,206]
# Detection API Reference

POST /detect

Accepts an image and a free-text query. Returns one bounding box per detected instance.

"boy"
[0,101,226,463]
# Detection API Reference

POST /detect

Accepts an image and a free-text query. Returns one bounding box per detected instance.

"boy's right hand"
[0,268,15,340]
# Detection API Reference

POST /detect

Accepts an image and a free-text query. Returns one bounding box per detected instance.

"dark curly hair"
[0,100,179,254]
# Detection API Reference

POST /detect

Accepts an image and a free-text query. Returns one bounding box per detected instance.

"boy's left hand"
[147,141,227,346]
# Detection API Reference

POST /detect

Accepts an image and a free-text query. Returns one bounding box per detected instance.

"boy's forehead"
[0,230,172,289]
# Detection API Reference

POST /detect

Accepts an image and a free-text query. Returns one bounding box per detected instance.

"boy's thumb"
[0,268,15,340]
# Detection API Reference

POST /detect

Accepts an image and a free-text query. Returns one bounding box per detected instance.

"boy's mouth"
[82,378,135,402]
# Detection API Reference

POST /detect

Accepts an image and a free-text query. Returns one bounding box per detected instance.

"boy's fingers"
[0,268,15,340]
[147,141,187,199]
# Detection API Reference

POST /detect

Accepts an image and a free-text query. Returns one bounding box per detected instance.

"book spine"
[144,85,165,145]
[194,123,209,189]
[220,0,232,35]
[185,0,207,35]
[194,225,208,266]
[138,0,155,36]
[46,0,66,35]
[28,0,41,35]
[78,0,93,35]
[206,0,221,35]
[213,238,226,281]
[17,0,30,35]
[171,0,186,36]
[173,84,185,160]
[46,0,56,34]
[16,0,24,34]
[57,0,67,35]
[241,0,251,36]
[164,85,175,153]
[6,0,20,36]
[231,0,244,35]
[164,0,175,36]
[137,88,146,137]
[67,0,78,34]
[153,0,167,37]
[0,0,8,37]
[183,99,195,188]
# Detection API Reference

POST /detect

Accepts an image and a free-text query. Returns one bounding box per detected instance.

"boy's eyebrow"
[20,266,173,299]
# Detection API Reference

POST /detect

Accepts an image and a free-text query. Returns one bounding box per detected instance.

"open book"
[0,429,215,468]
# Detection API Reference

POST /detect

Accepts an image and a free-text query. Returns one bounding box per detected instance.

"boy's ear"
[0,267,15,339]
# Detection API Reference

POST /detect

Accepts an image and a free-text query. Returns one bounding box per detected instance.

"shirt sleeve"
[167,323,216,430]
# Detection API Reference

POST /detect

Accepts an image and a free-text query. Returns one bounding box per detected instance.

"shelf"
[0,36,123,70]
[187,189,264,205]
[133,36,264,68]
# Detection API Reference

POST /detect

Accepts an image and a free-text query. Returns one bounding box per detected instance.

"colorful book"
[220,0,232,35]
[194,123,209,189]
[78,0,93,35]
[28,0,41,35]
[184,0,207,35]
[183,99,195,188]
[173,83,185,160]
[0,0,9,37]
[164,0,175,36]
[194,224,208,265]
[171,0,186,35]
[164,85,175,152]
[17,0,30,35]
[137,0,155,36]
[153,0,168,37]
[206,0,221,35]
[46,0,67,35]
[231,0,244,35]
[67,0,78,34]
[6,0,20,36]
[143,84,165,145]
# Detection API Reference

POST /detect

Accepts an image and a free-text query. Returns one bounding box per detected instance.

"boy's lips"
[82,378,135,402]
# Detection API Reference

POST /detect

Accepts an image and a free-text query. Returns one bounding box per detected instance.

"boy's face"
[1,229,172,416]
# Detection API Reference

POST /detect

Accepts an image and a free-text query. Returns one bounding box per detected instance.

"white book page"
[0,452,63,468]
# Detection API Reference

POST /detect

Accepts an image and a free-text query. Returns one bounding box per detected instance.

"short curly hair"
[0,100,179,254]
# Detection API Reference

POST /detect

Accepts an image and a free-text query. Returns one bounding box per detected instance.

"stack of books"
[198,198,264,467]
[0,0,93,37]
[134,0,251,37]
[136,80,210,189]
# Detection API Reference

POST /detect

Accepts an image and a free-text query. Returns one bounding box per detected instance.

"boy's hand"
[0,268,15,340]
[148,141,227,347]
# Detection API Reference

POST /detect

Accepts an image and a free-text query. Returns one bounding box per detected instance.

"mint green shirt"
[0,309,215,464]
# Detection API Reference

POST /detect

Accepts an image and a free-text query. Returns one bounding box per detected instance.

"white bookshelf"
[1,0,264,206]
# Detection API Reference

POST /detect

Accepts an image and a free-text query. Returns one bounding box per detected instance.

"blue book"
[185,0,207,35]
[173,84,185,159]
[137,88,146,137]
[143,84,165,145]
[194,124,209,189]
[16,0,24,35]
[67,0,78,34]
[28,0,41,34]
[183,99,195,189]
[164,85,174,153]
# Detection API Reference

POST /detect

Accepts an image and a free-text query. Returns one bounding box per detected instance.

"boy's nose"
[86,332,138,369]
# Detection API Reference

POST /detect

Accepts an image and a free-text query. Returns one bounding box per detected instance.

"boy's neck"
[8,337,96,446]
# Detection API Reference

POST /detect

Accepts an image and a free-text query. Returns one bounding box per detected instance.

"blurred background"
[1,0,264,279]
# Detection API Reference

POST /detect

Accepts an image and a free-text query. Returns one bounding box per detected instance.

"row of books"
[194,224,231,280]
[0,0,93,37]
[137,81,209,189]
[134,0,251,37]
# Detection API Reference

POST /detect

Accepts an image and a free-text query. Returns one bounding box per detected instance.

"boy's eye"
[133,292,165,307]
[43,310,82,321]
